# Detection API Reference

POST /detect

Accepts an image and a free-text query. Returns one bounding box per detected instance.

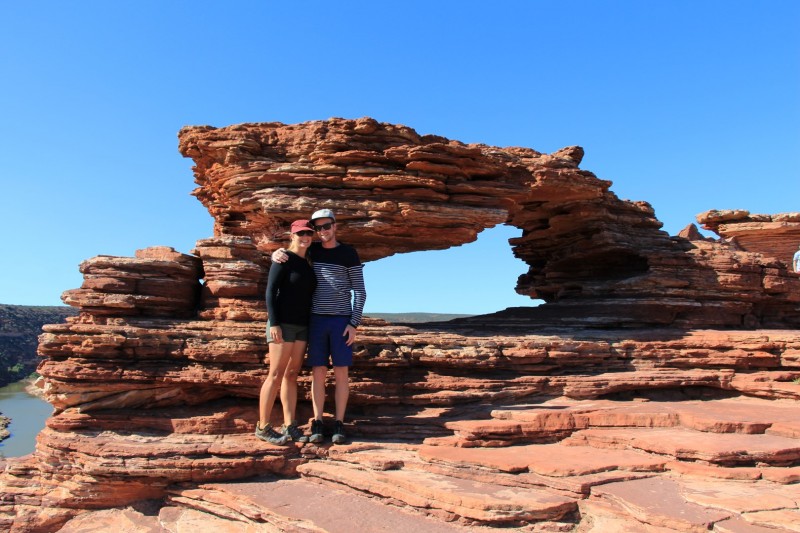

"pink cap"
[290,219,313,234]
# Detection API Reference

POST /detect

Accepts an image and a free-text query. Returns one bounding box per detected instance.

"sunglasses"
[314,222,334,231]
[294,230,314,237]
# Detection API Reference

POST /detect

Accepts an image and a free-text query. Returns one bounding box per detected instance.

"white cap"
[310,209,336,223]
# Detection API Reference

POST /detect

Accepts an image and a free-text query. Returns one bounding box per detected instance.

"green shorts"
[266,321,309,343]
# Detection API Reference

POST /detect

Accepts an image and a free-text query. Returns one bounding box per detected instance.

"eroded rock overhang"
[178,117,800,328]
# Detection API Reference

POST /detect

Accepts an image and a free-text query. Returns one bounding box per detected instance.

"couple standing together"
[255,209,367,446]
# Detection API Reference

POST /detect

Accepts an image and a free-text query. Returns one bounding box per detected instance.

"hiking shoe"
[332,420,347,445]
[309,419,324,444]
[281,422,309,443]
[255,423,289,445]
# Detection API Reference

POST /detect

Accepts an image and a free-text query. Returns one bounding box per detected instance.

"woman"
[255,219,317,445]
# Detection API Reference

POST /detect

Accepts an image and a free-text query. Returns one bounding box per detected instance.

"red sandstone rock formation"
[178,118,800,329]
[1,118,799,532]
[698,209,800,269]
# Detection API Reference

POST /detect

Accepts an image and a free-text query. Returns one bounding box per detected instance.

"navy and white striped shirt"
[308,242,367,327]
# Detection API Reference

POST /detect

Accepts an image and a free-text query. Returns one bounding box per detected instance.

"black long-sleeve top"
[265,251,316,327]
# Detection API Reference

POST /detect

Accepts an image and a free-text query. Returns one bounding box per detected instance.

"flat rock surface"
[678,479,800,514]
[58,508,164,533]
[567,426,800,464]
[298,460,576,523]
[419,442,666,477]
[590,477,732,531]
[180,477,475,532]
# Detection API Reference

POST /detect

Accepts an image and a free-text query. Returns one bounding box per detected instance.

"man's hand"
[342,324,357,346]
[270,325,283,343]
[271,248,289,263]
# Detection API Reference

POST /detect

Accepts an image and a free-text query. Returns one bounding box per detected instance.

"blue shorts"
[307,314,353,367]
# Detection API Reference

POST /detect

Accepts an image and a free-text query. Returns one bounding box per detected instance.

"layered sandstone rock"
[61,247,202,318]
[698,209,800,268]
[2,118,800,532]
[46,395,800,532]
[178,118,800,328]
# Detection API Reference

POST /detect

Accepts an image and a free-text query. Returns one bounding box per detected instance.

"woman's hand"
[270,325,283,343]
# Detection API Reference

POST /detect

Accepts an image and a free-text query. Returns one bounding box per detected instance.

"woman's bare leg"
[258,341,295,429]
[280,340,307,425]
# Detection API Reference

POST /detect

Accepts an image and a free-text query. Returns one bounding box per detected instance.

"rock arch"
[178,117,800,329]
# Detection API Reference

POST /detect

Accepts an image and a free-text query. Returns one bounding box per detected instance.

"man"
[794,244,800,273]
[272,209,367,444]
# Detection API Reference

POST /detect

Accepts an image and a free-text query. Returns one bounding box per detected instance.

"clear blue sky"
[1,1,798,314]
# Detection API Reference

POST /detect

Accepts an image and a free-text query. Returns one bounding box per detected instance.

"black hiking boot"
[309,419,324,444]
[255,423,289,445]
[332,420,347,445]
[281,422,309,443]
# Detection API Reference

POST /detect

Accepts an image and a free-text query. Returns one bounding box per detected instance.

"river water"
[0,380,53,458]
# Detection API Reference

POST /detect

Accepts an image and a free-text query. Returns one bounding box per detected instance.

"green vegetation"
[366,312,473,324]
[0,304,77,387]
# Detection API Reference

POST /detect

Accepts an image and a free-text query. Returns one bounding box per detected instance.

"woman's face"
[292,230,314,248]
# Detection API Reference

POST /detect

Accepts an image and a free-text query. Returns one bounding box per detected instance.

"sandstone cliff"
[1,118,799,532]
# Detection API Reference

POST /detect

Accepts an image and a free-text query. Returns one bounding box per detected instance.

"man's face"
[313,218,336,243]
